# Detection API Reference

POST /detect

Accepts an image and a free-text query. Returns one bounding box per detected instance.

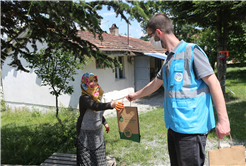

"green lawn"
[224,67,246,140]
[104,107,168,165]
[1,107,78,165]
[208,66,246,141]
[1,66,246,165]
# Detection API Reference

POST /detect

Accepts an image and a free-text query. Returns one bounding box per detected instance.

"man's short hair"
[146,13,173,34]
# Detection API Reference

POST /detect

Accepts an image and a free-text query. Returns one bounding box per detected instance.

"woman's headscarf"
[80,72,104,103]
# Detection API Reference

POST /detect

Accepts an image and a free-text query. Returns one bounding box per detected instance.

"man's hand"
[126,92,137,102]
[126,77,163,102]
[215,119,230,139]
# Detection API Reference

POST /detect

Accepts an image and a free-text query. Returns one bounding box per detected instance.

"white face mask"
[150,36,163,49]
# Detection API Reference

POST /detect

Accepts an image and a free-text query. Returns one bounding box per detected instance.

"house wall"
[1,42,134,112]
[0,73,3,101]
[78,55,135,103]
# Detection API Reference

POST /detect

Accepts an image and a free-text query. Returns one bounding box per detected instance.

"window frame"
[114,56,125,80]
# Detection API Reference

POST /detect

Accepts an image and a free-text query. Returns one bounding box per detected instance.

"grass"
[224,67,246,140]
[208,66,246,141]
[1,107,78,165]
[104,107,168,165]
[1,66,246,165]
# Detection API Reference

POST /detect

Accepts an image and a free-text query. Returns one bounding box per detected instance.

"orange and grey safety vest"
[163,41,215,134]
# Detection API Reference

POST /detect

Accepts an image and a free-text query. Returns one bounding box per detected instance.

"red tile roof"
[77,30,166,54]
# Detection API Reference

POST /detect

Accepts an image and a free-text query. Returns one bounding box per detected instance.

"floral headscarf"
[81,72,104,103]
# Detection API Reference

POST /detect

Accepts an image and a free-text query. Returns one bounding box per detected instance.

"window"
[115,56,125,79]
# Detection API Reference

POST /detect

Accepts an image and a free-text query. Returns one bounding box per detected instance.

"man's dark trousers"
[168,128,207,166]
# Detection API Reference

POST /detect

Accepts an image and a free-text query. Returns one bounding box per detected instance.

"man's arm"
[126,77,163,101]
[202,73,230,139]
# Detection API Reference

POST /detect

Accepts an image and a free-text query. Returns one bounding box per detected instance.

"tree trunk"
[216,8,228,96]
[55,95,63,127]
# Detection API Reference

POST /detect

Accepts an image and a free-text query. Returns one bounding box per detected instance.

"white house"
[1,24,166,111]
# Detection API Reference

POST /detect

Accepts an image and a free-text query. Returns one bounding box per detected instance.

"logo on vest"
[174,73,183,82]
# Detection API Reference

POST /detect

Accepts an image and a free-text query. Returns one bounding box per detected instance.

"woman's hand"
[104,124,110,133]
[111,101,124,111]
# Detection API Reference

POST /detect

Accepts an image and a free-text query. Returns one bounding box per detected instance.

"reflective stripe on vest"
[164,86,210,98]
[165,43,210,98]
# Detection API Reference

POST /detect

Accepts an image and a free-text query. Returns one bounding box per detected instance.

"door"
[134,56,150,92]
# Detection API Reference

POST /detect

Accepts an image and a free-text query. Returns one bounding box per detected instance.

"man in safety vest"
[126,13,230,166]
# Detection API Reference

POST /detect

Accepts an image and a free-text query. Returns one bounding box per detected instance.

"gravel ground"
[104,88,246,166]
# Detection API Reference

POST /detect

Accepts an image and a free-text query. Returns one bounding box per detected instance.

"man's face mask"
[150,36,163,49]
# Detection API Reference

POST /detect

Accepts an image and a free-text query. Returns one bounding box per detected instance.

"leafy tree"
[1,1,150,123]
[1,1,148,71]
[139,19,151,41]
[170,1,245,95]
[228,22,246,65]
[25,46,83,125]
[137,1,246,95]
[140,12,200,43]
[194,28,217,70]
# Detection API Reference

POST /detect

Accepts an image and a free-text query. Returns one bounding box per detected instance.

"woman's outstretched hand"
[115,101,124,111]
[111,101,124,111]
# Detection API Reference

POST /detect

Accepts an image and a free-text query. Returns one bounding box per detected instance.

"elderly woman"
[76,72,124,166]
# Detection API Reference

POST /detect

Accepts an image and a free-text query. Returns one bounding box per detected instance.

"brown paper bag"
[116,106,141,143]
[208,135,245,166]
